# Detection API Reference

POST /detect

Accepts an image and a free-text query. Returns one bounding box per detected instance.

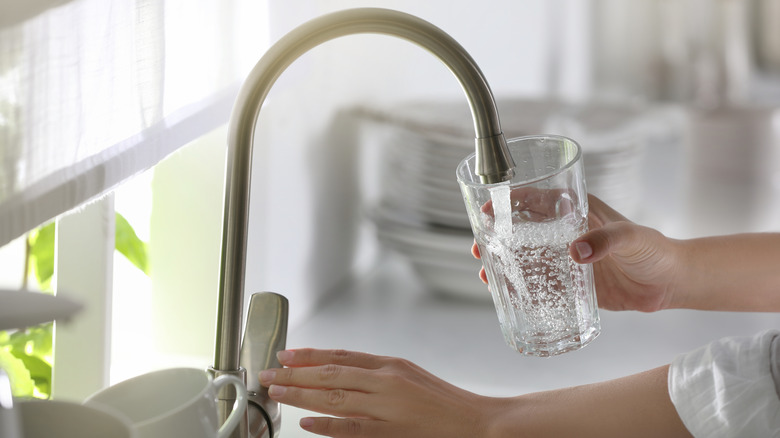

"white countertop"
[280,252,780,437]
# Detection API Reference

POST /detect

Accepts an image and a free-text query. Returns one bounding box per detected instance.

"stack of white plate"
[367,121,486,301]
[370,204,484,301]
[355,98,654,301]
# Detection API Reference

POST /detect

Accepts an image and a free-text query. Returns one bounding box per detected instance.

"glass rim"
[456,134,582,188]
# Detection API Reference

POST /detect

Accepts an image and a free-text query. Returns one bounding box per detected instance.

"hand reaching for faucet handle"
[259,348,692,438]
[259,348,498,438]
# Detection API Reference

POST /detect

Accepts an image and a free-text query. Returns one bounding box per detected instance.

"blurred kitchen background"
[252,0,780,333]
[1,0,780,434]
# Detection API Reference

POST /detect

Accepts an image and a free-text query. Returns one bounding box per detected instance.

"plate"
[371,205,490,301]
[409,260,488,302]
[0,289,83,330]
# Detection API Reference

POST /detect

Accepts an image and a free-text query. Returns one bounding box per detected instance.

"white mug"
[17,399,135,438]
[84,368,247,438]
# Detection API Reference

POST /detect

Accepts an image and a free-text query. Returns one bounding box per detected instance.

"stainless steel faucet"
[209,8,515,438]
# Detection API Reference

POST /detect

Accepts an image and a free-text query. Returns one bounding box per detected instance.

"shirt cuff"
[668,330,780,437]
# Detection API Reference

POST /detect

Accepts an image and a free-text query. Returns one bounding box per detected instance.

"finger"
[479,267,488,284]
[267,384,375,419]
[481,188,580,221]
[586,194,629,226]
[471,241,481,259]
[570,240,594,263]
[300,416,380,437]
[480,199,493,215]
[278,349,386,369]
[571,221,642,264]
[509,189,570,220]
[260,364,382,393]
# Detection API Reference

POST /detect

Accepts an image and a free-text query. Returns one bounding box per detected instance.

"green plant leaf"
[8,323,53,363]
[0,347,35,397]
[4,213,148,400]
[12,353,51,397]
[1,322,54,400]
[115,212,150,275]
[4,220,57,399]
[28,221,55,292]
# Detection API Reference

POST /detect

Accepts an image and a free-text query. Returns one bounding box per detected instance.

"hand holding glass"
[457,135,600,356]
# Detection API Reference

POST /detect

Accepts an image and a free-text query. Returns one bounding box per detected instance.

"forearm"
[490,365,691,438]
[672,233,780,311]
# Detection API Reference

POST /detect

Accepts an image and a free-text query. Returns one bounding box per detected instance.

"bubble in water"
[476,215,595,352]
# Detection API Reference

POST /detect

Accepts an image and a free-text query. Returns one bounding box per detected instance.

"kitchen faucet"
[211,8,515,438]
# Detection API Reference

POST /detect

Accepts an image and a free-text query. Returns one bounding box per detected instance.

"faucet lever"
[240,292,288,438]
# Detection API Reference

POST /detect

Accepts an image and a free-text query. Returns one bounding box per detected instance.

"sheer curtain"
[0,0,268,247]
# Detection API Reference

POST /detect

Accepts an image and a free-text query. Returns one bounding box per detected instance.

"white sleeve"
[668,330,780,438]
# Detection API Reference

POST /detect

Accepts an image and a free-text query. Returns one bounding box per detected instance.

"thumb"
[570,221,643,264]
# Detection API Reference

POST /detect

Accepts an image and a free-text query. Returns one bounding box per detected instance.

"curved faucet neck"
[214,7,514,371]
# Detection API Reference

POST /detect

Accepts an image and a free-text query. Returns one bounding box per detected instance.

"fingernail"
[259,370,276,384]
[300,418,315,429]
[277,350,294,363]
[575,241,593,259]
[268,385,287,397]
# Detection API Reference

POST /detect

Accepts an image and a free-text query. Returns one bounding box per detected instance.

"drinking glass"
[457,135,600,356]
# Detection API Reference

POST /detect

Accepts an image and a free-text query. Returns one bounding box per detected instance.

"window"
[0,0,268,400]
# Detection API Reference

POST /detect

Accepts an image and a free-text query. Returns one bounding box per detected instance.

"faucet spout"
[212,8,515,437]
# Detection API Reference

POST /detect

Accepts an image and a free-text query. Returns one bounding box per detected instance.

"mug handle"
[213,375,248,438]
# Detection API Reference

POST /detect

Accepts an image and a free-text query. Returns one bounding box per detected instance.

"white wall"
[148,127,227,363]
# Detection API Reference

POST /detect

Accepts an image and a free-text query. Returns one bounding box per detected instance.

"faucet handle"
[240,292,288,438]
